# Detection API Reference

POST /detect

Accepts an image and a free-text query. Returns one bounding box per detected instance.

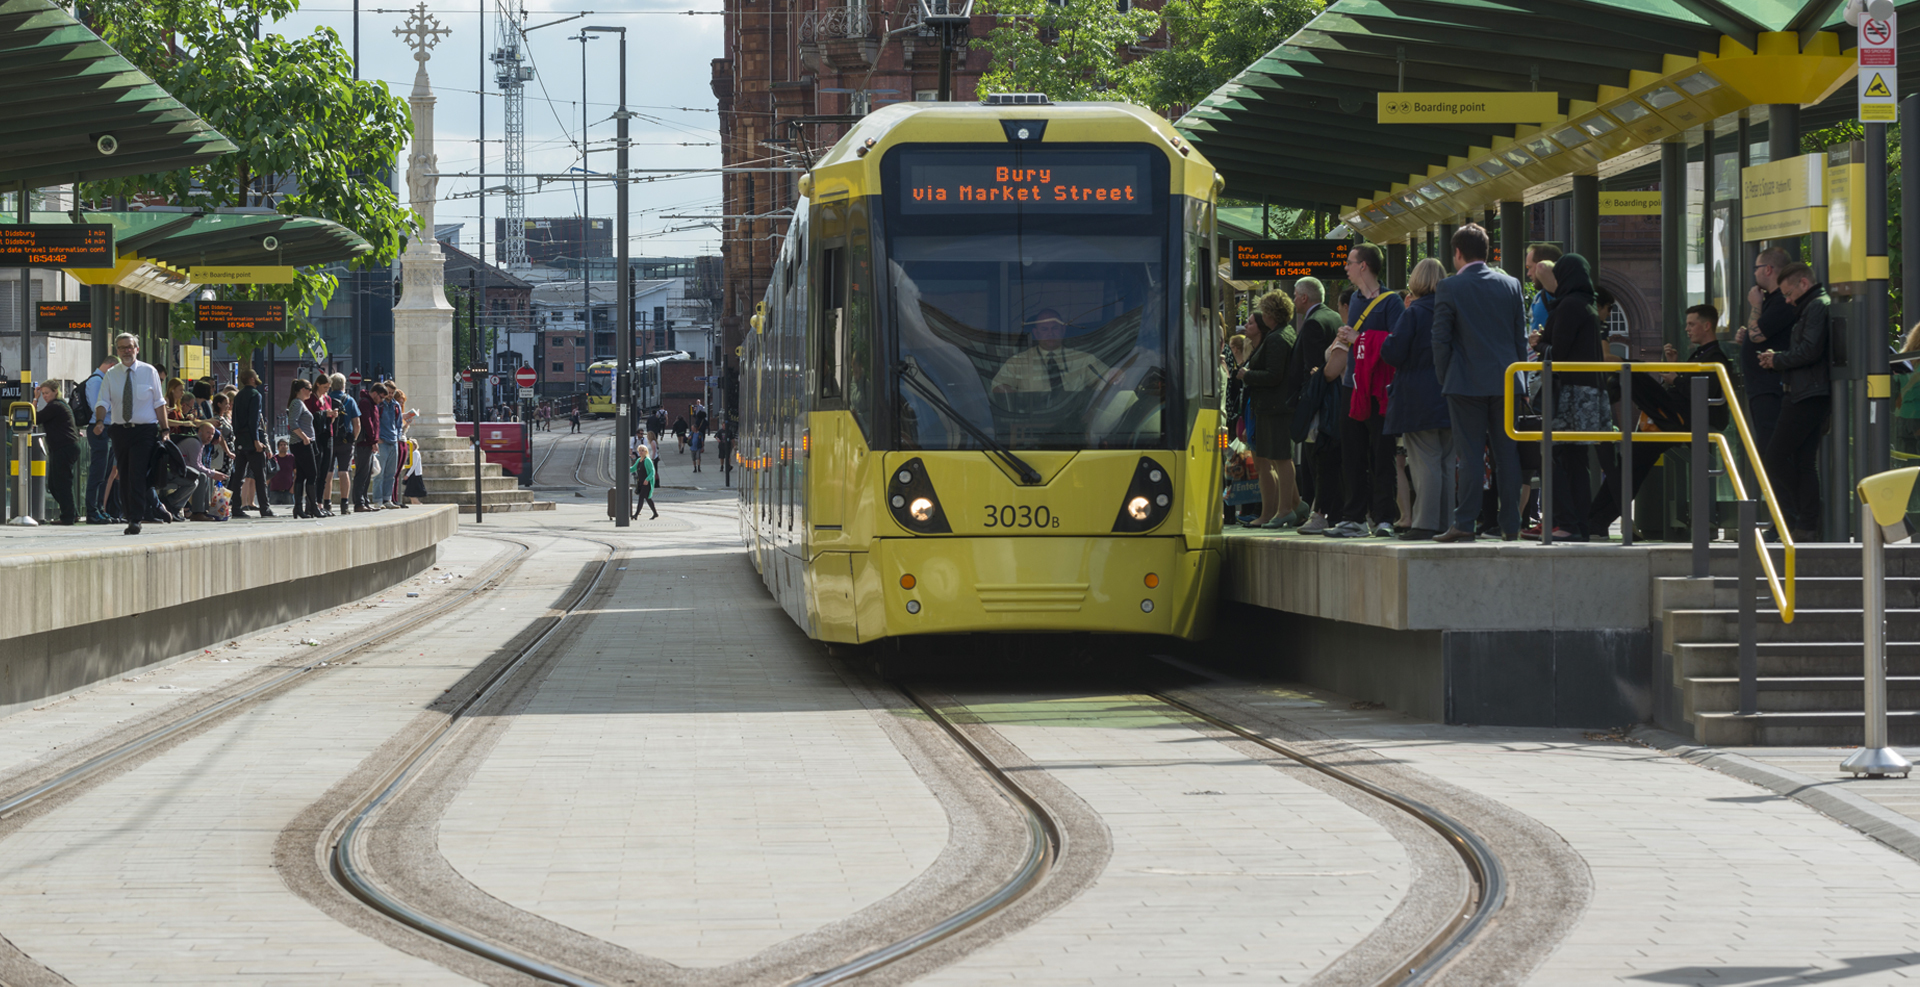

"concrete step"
[1666,608,1920,645]
[419,451,510,470]
[422,475,523,493]
[421,488,535,504]
[1692,709,1920,746]
[1673,640,1920,679]
[1684,676,1920,715]
[1649,544,1920,579]
[454,499,556,513]
[1658,576,1920,612]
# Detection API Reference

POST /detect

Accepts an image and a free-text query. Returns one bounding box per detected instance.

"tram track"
[0,533,538,826]
[303,542,1074,987]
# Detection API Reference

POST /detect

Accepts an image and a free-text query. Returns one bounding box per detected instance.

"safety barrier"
[1502,358,1796,627]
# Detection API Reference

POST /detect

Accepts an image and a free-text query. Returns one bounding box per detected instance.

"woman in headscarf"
[1234,290,1298,528]
[1532,253,1608,541]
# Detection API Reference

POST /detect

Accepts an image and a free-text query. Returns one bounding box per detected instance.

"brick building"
[709,0,998,402]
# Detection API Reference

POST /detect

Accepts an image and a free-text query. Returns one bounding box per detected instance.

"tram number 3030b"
[982,505,1060,529]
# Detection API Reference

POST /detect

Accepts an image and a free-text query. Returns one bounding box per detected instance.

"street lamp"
[584,25,631,527]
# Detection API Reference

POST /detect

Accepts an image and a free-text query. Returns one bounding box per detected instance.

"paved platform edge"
[1629,725,1920,864]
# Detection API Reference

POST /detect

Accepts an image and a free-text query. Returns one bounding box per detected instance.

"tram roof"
[0,0,237,190]
[1176,0,1918,243]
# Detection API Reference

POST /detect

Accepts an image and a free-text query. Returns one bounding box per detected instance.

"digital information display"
[195,300,287,333]
[36,302,91,333]
[0,225,115,268]
[1230,240,1350,280]
[900,154,1151,214]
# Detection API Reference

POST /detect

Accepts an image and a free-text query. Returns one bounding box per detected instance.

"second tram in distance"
[740,96,1225,645]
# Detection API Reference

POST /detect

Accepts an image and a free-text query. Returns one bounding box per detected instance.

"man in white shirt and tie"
[93,333,169,535]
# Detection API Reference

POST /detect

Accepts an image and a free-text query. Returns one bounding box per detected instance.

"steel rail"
[325,557,1065,987]
[782,685,1062,987]
[1147,691,1506,987]
[0,536,537,821]
[327,536,621,987]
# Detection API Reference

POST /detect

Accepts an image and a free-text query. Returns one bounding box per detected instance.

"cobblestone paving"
[1213,683,1920,986]
[913,692,1414,986]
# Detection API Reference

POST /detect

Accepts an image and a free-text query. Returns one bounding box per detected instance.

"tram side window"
[818,245,846,401]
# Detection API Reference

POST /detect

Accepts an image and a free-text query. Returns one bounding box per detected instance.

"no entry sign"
[516,365,537,388]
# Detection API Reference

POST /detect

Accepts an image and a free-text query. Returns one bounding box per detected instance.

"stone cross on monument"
[391,2,456,436]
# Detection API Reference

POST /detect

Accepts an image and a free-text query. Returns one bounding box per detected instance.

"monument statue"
[390,2,456,435]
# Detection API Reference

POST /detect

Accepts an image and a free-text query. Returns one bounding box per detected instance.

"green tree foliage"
[65,0,414,361]
[1127,0,1320,115]
[974,0,1160,101]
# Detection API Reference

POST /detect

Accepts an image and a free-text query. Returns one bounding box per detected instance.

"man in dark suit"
[1430,223,1528,542]
[1290,276,1346,532]
[230,369,274,516]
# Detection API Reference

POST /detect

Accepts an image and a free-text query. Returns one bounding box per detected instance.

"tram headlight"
[1112,456,1174,533]
[887,457,951,534]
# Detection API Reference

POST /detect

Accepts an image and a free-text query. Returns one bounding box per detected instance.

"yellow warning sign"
[1865,73,1894,98]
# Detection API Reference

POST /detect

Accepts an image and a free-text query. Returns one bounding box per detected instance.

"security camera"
[1846,0,1896,25]
[94,134,118,155]
[261,235,280,251]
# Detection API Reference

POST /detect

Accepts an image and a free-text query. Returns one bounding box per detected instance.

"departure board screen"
[1230,240,1350,280]
[195,300,287,333]
[897,149,1153,214]
[36,302,91,333]
[0,225,115,267]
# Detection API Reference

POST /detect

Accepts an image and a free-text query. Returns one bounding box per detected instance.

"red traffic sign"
[349,371,363,388]
[460,369,471,384]
[516,365,538,387]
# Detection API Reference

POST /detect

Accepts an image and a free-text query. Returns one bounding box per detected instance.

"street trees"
[68,0,413,362]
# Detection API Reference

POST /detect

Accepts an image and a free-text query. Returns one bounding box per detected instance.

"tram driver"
[990,309,1115,397]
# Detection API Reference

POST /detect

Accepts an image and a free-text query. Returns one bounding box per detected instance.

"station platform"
[1222,529,1920,734]
[0,506,457,716]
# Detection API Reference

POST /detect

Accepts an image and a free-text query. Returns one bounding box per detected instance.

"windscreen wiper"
[896,362,1044,485]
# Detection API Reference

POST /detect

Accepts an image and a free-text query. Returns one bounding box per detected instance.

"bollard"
[28,433,45,521]
[1539,346,1554,546]
[1845,467,1918,778]
[1738,500,1759,716]
[1691,377,1710,578]
[8,430,35,526]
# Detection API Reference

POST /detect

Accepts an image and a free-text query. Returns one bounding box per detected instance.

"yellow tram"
[739,97,1224,644]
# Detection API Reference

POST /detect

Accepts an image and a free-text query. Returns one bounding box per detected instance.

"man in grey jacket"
[1430,224,1528,542]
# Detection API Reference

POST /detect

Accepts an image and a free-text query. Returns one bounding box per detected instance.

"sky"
[269,0,727,262]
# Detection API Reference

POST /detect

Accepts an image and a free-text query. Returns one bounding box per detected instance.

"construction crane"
[491,1,534,272]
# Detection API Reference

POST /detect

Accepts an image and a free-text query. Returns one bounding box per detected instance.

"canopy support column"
[1769,104,1802,261]
[1500,201,1525,279]
[1438,222,1458,272]
[1661,141,1686,345]
[1571,174,1599,276]
[1386,241,1408,291]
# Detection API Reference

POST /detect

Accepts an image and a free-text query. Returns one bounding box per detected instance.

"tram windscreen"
[882,145,1175,451]
[587,366,613,398]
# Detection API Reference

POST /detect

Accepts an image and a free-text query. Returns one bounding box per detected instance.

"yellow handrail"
[1501,360,1795,622]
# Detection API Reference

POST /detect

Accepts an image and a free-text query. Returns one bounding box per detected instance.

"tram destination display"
[1230,240,1350,280]
[898,149,1153,214]
[0,225,114,268]
[195,300,287,333]
[35,302,91,333]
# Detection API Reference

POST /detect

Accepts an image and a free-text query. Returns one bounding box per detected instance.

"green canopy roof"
[0,0,236,190]
[1178,0,1914,220]
[16,208,372,269]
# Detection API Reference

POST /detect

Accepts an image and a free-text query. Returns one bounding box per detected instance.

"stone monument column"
[391,4,455,435]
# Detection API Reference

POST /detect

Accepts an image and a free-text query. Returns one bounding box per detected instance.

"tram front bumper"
[865,535,1217,640]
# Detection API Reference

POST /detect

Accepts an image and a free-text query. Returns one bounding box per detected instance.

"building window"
[576,362,586,372]
[553,362,565,372]
[915,90,937,102]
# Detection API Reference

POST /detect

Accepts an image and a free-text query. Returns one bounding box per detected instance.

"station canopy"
[22,209,374,302]
[1177,0,1917,246]
[0,0,237,190]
